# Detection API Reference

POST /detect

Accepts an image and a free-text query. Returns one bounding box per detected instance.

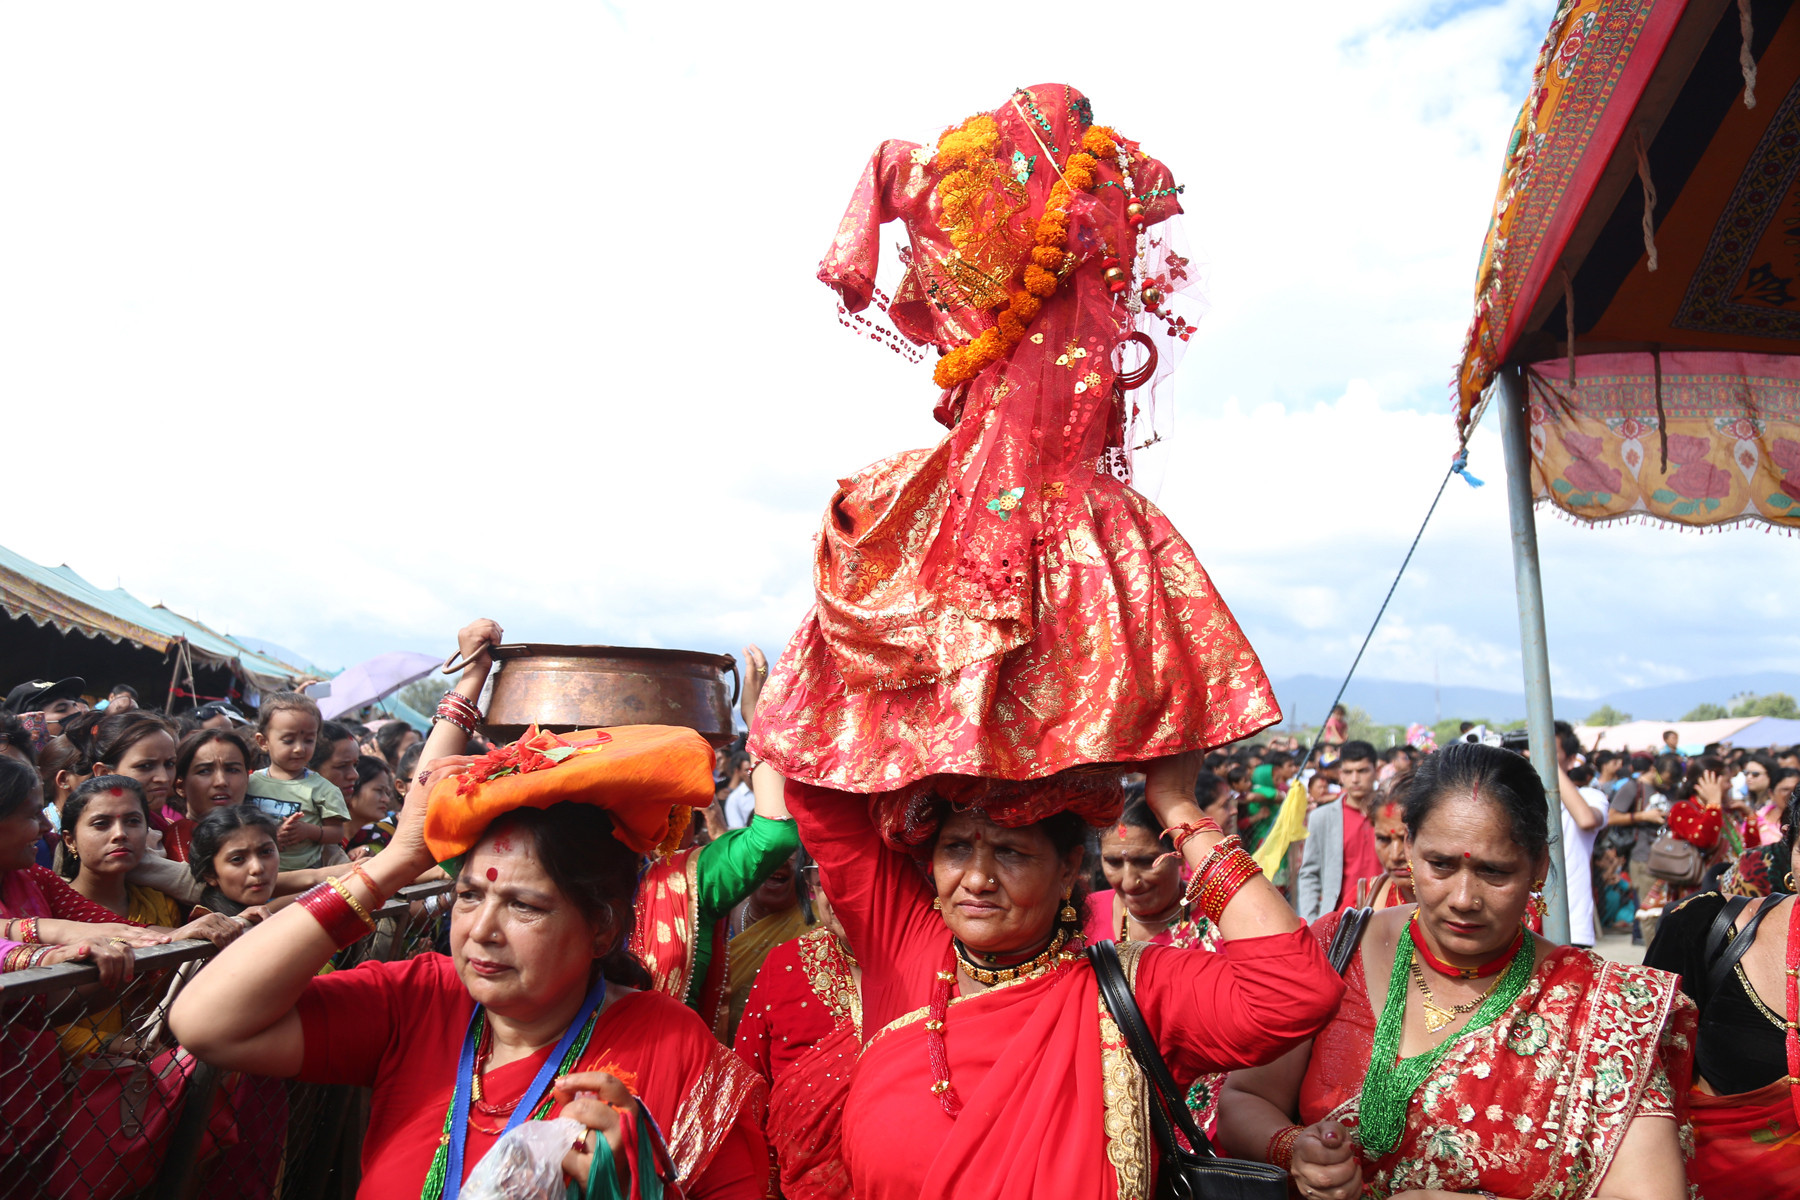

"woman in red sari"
[172,622,768,1199]
[734,855,861,1200]
[1219,743,1693,1200]
[786,752,1342,1200]
[1347,780,1415,912]
[1644,789,1800,1197]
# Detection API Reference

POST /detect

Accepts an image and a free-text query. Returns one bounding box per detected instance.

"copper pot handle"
[724,656,741,708]
[440,647,494,675]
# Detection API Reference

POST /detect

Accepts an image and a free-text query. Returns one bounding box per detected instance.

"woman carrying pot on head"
[172,620,769,1198]
[1217,742,1693,1200]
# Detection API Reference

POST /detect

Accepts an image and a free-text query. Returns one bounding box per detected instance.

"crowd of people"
[4,81,1793,1200]
[0,640,1790,1198]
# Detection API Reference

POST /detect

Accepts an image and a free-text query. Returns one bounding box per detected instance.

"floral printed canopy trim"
[1524,351,1800,529]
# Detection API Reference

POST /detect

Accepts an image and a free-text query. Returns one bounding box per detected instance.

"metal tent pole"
[1496,365,1571,945]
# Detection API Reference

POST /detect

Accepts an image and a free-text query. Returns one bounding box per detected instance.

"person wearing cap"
[4,677,89,737]
[172,621,770,1198]
[190,700,252,730]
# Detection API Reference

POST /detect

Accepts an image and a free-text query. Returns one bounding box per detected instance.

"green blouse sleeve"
[693,815,801,927]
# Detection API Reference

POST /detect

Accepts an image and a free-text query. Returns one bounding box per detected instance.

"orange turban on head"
[423,724,714,866]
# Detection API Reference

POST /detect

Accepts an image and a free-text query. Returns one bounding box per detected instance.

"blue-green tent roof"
[0,543,315,693]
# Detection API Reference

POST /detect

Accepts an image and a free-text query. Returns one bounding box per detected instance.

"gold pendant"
[1421,998,1457,1033]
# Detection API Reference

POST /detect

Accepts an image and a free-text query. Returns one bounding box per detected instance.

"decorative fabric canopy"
[1457,0,1800,529]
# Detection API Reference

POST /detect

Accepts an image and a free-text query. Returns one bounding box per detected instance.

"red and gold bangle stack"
[297,879,378,949]
[434,691,483,737]
[17,917,40,944]
[1181,834,1263,923]
[2,944,54,972]
[1265,1124,1302,1170]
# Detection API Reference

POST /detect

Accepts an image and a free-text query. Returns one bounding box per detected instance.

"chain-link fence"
[0,880,453,1200]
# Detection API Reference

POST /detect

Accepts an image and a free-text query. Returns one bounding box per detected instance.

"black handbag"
[1088,940,1290,1200]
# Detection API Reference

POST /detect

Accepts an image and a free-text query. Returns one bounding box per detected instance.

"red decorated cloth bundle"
[750,84,1279,837]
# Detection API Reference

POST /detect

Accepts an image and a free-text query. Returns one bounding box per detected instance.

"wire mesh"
[0,880,453,1200]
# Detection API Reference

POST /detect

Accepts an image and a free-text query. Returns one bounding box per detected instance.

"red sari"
[294,954,768,1198]
[1299,910,1695,1198]
[734,930,862,1200]
[790,780,1341,1200]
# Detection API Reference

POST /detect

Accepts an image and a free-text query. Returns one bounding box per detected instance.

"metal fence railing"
[0,879,453,1200]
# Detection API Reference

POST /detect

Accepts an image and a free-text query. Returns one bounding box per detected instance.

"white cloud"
[2,0,1793,702]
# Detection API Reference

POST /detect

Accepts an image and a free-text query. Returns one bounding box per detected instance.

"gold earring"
[932,897,942,911]
[1786,871,1796,893]
[1531,879,1545,892]
[1059,886,1078,925]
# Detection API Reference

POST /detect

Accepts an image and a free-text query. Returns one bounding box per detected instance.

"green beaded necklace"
[418,1004,604,1200]
[1356,924,1534,1160]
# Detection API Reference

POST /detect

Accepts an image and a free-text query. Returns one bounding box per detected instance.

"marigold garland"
[930,121,1121,391]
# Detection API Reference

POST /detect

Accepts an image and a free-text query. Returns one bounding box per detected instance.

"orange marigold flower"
[1082,126,1118,157]
[1031,246,1064,270]
[1023,265,1058,297]
[937,114,999,168]
[1011,292,1043,322]
[997,310,1026,345]
[1067,153,1098,174]
[1064,167,1094,192]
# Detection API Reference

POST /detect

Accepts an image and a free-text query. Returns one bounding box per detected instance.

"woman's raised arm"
[170,619,501,1074]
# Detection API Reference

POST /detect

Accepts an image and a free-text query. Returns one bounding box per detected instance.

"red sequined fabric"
[750,84,1279,817]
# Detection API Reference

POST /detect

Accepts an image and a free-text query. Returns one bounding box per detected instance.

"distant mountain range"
[1268,672,1800,727]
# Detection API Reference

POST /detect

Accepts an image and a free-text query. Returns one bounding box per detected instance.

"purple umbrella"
[317,652,443,720]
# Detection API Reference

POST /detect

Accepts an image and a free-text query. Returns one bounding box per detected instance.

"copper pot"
[478,644,740,748]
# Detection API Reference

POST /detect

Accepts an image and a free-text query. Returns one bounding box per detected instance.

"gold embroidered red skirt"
[751,444,1280,801]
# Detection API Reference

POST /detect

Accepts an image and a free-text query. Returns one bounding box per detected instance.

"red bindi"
[109,786,123,797]
[1463,851,1471,859]
[485,867,498,881]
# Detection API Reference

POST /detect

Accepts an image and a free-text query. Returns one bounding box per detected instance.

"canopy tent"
[0,542,315,704]
[1450,0,1800,941]
[1458,0,1800,530]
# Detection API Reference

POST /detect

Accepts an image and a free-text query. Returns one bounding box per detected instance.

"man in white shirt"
[1555,724,1605,948]
[720,750,756,828]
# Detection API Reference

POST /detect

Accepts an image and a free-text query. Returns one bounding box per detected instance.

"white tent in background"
[1575,718,1760,755]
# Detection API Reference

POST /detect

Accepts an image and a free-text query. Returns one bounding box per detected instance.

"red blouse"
[295,954,767,1199]
[789,779,1343,1199]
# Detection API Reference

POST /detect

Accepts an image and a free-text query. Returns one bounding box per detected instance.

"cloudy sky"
[5,1,1795,714]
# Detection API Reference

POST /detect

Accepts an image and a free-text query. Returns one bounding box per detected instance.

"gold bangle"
[327,876,377,930]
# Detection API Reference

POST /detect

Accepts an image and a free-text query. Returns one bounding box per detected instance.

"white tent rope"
[1740,0,1758,109]
[1635,129,1659,272]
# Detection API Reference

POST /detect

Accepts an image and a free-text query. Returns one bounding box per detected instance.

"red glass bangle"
[1266,1124,1302,1170]
[296,883,372,950]
[19,917,40,944]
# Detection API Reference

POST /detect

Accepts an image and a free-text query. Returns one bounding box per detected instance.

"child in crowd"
[187,806,282,918]
[246,693,349,871]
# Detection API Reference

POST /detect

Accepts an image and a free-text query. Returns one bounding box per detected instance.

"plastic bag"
[461,1117,585,1200]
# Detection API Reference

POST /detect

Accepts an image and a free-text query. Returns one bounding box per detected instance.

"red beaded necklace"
[1407,911,1524,981]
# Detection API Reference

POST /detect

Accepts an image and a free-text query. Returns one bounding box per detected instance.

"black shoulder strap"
[1702,895,1750,967]
[1327,907,1373,975]
[1706,895,1783,1001]
[1088,940,1216,1159]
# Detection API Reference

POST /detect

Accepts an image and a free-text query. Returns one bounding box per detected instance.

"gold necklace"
[1120,897,1188,943]
[955,927,1074,986]
[1410,958,1502,1033]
